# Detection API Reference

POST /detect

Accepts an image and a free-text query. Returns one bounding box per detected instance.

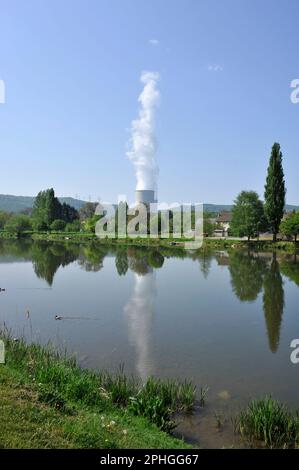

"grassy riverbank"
[1,333,299,449]
[0,229,298,252]
[0,333,194,449]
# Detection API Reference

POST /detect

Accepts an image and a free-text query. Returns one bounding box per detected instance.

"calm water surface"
[0,239,299,447]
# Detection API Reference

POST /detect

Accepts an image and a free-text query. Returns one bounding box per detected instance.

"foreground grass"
[237,397,299,449]
[2,336,299,449]
[0,334,194,449]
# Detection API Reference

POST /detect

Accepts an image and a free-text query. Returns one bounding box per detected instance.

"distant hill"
[0,195,298,214]
[203,204,233,213]
[285,205,299,212]
[0,194,87,213]
[203,203,299,213]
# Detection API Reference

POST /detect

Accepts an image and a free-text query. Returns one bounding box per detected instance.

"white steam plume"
[127,71,160,191]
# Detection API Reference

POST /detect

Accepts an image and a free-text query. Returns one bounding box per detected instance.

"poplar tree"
[264,143,286,241]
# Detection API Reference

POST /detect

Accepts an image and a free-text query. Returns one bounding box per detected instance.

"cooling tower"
[135,190,157,206]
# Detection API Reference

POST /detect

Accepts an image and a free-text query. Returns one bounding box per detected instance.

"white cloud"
[149,39,159,46]
[207,64,223,72]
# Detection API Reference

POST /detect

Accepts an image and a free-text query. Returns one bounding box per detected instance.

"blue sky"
[0,0,298,204]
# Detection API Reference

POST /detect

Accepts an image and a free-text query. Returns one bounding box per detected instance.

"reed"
[237,396,299,448]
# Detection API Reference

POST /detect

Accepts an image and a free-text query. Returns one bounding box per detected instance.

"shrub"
[4,214,32,235]
[50,219,66,231]
[65,220,81,232]
[32,219,48,231]
[0,210,11,229]
[83,215,101,233]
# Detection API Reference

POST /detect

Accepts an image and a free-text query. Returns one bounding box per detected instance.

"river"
[0,239,298,447]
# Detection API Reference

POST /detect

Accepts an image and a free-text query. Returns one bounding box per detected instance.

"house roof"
[216,257,230,266]
[216,212,232,223]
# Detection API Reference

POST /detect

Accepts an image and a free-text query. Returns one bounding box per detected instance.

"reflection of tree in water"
[32,241,109,281]
[263,254,284,353]
[148,250,164,269]
[115,249,129,276]
[229,251,267,301]
[77,244,108,272]
[280,255,299,286]
[0,239,33,261]
[127,247,164,275]
[228,251,285,353]
[160,247,187,260]
[198,252,213,279]
[128,248,151,275]
[32,242,79,286]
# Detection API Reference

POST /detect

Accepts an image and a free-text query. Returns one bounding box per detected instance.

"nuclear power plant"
[135,190,157,206]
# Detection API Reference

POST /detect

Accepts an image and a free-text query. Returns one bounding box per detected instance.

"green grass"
[0,333,194,449]
[237,396,299,448]
[128,376,196,432]
[1,228,298,252]
[0,230,299,253]
[3,338,299,449]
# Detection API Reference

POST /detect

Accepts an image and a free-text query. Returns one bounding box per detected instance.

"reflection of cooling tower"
[124,272,156,381]
[135,190,157,206]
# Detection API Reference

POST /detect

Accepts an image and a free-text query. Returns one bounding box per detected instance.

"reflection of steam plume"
[126,71,160,191]
[124,271,156,381]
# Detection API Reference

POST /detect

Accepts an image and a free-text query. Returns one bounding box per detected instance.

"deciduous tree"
[230,191,265,240]
[280,212,299,242]
[4,214,32,236]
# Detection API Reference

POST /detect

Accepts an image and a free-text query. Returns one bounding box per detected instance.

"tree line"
[0,189,98,236]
